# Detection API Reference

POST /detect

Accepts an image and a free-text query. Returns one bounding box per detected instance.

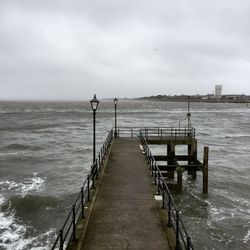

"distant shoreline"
[137,95,250,103]
[1,95,250,103]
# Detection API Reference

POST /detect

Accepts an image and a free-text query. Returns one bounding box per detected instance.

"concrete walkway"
[80,138,170,250]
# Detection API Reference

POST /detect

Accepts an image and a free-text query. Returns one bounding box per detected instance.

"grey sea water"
[0,100,249,250]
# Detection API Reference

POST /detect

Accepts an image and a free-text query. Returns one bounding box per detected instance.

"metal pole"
[59,229,64,250]
[187,96,191,132]
[87,175,90,202]
[187,236,191,250]
[203,146,209,193]
[168,192,171,226]
[72,205,76,241]
[93,109,96,164]
[114,103,117,138]
[81,187,84,218]
[162,190,165,209]
[176,210,180,250]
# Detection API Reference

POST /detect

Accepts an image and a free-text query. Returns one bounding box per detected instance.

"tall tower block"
[215,85,222,98]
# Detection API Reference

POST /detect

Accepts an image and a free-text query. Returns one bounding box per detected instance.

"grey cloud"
[0,0,250,100]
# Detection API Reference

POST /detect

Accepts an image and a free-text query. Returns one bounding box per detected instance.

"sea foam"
[0,173,46,197]
[0,194,56,250]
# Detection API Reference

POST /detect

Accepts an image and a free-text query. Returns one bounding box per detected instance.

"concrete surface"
[80,138,170,250]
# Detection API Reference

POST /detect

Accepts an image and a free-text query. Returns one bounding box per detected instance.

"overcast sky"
[1,0,250,100]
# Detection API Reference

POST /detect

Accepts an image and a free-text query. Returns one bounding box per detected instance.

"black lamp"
[114,98,118,138]
[90,94,99,163]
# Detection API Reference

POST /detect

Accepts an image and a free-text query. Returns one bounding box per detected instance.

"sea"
[0,100,249,250]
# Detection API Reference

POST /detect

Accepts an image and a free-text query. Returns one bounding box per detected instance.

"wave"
[225,134,250,139]
[2,144,43,151]
[243,230,250,244]
[0,194,56,250]
[2,194,60,215]
[0,173,46,197]
[0,123,62,132]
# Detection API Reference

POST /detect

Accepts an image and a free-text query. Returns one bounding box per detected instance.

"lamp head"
[90,94,99,111]
[113,97,118,105]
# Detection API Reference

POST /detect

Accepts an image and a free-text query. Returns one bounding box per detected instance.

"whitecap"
[20,173,46,197]
[0,194,55,250]
[0,173,46,197]
[0,195,26,249]
[243,230,250,244]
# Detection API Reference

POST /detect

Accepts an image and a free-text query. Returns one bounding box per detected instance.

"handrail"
[51,129,113,250]
[115,126,195,139]
[141,127,195,139]
[139,131,195,250]
[51,127,195,249]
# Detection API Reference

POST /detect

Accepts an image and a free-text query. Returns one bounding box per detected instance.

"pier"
[51,127,208,250]
[140,127,208,193]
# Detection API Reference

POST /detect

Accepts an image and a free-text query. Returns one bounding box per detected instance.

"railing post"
[59,229,64,250]
[203,147,209,194]
[152,162,156,176]
[162,190,165,209]
[81,187,84,218]
[95,162,98,178]
[176,210,179,250]
[154,171,157,185]
[87,175,90,202]
[187,236,191,250]
[72,205,76,241]
[104,142,106,153]
[168,192,171,226]
[98,153,101,165]
[157,175,160,195]
[92,174,95,189]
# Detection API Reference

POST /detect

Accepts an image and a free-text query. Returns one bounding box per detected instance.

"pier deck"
[80,138,170,250]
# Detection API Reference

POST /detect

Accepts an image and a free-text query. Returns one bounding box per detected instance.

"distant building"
[221,94,250,102]
[215,85,222,98]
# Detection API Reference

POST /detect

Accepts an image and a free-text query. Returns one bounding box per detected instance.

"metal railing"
[51,127,195,249]
[116,127,142,138]
[141,127,195,139]
[51,129,113,250]
[139,131,194,250]
[115,127,195,139]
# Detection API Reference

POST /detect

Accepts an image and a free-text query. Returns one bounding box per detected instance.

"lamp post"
[90,94,99,164]
[187,96,191,132]
[114,98,118,138]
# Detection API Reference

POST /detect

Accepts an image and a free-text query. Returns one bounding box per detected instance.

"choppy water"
[0,100,249,250]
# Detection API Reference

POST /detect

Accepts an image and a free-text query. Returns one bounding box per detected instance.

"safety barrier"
[116,126,195,139]
[51,129,113,250]
[139,131,194,250]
